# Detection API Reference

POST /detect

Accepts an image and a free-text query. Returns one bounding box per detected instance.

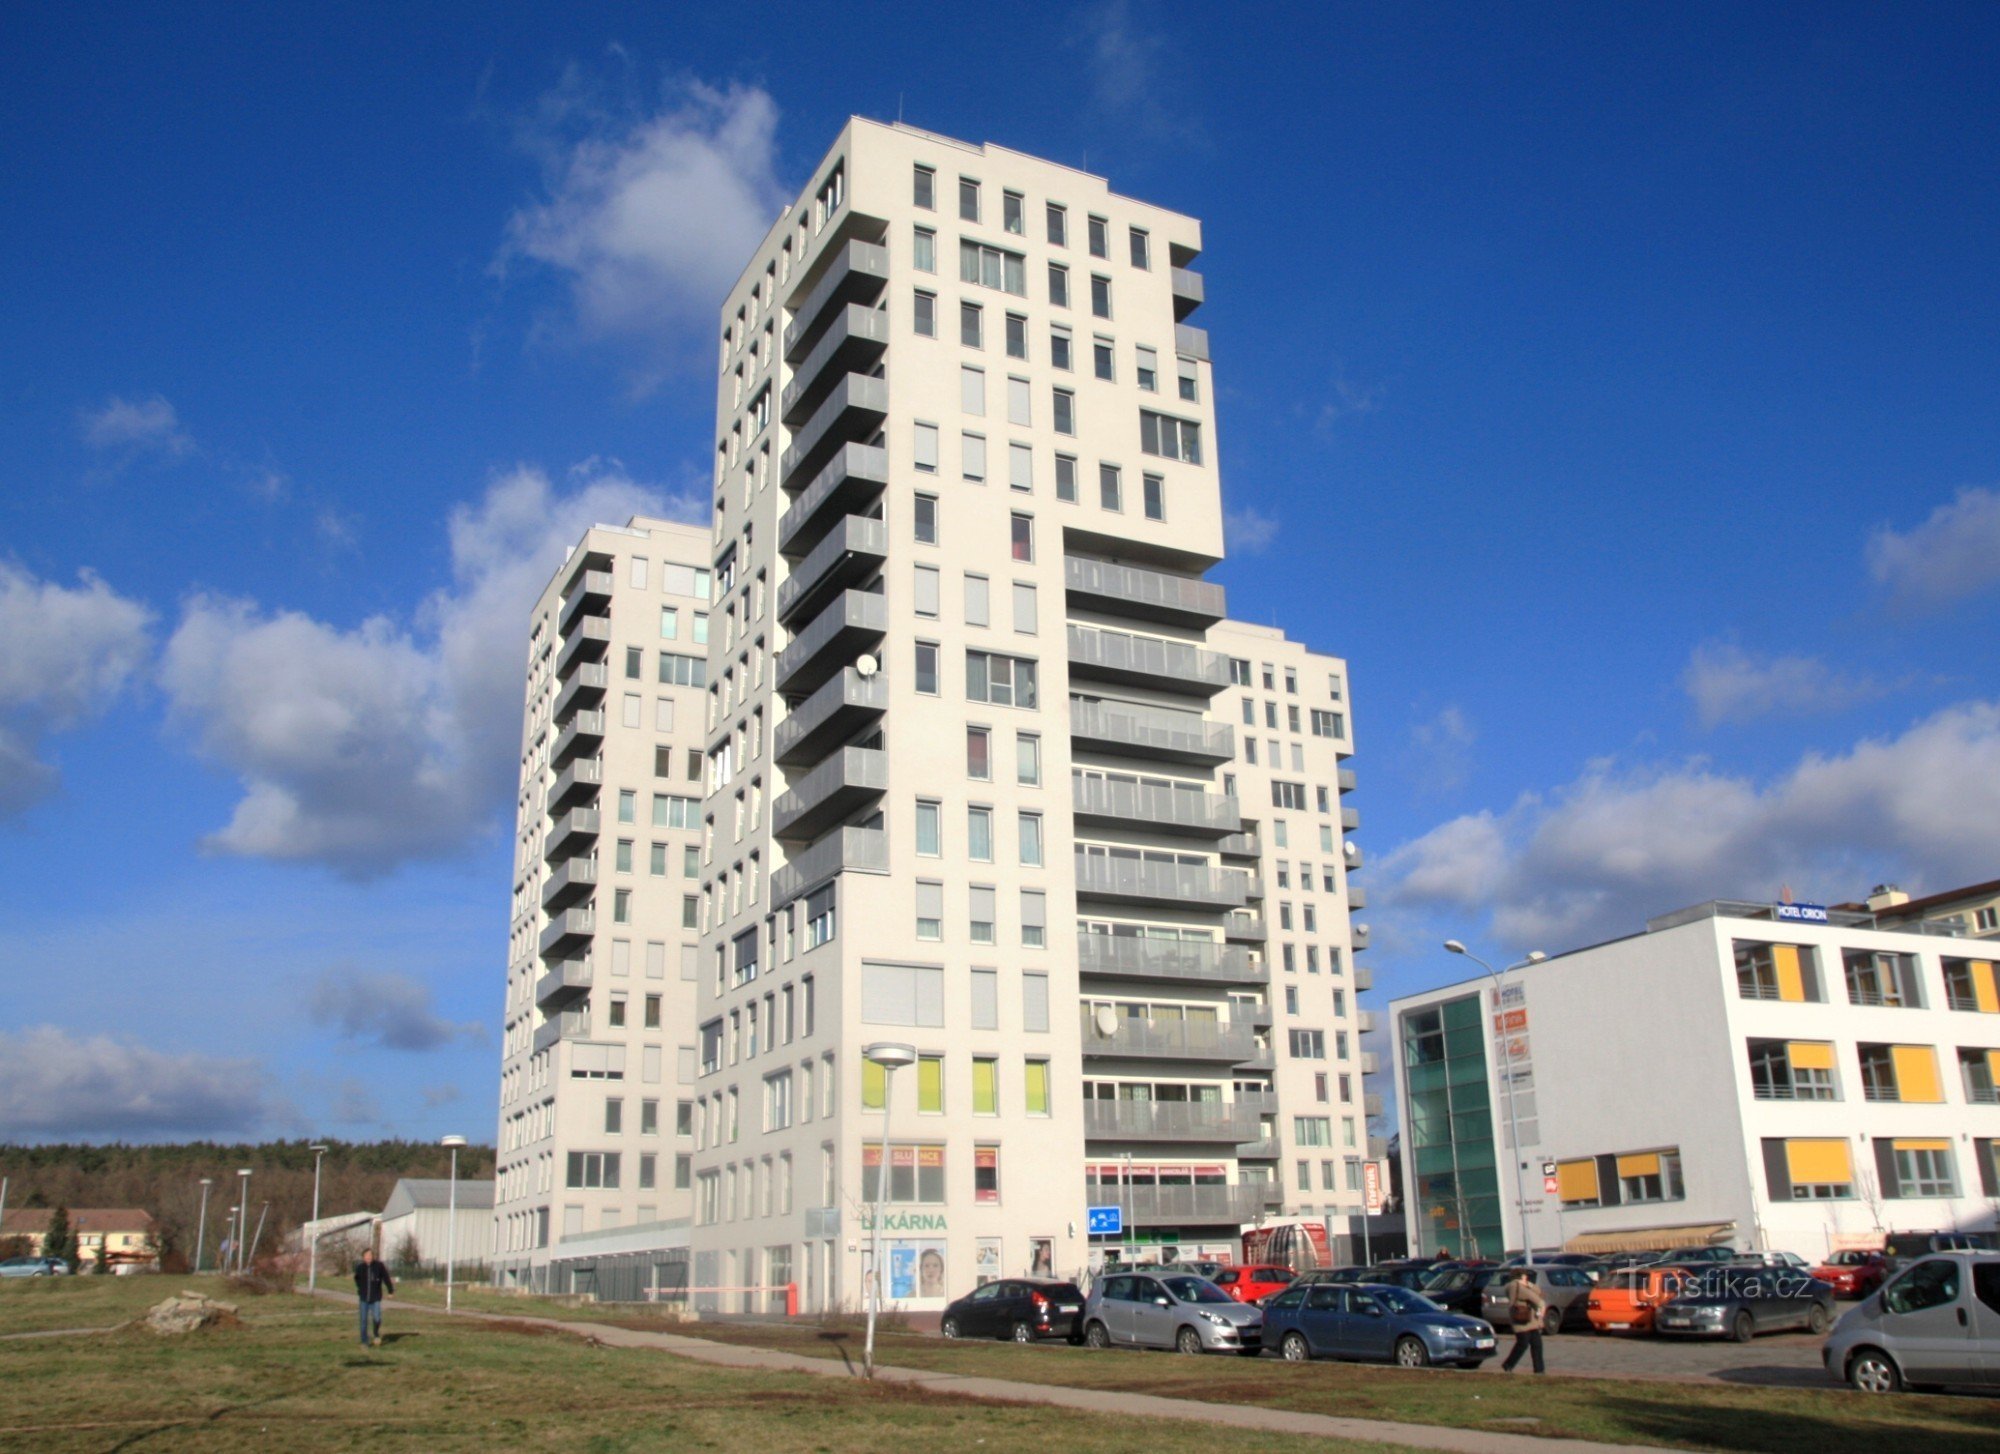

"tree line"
[0,1140,495,1270]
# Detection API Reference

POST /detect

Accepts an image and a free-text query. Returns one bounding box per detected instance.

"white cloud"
[78,394,194,458]
[0,1026,271,1139]
[309,967,483,1052]
[1315,376,1383,432]
[1409,705,1476,793]
[161,460,694,875]
[498,72,787,376]
[1681,642,1889,728]
[1225,506,1280,554]
[0,564,154,816]
[1080,1,1206,148]
[1867,485,2000,612]
[1381,701,2000,952]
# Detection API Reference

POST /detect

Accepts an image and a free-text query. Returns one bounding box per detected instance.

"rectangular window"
[966,650,1038,708]
[1052,389,1075,435]
[1023,971,1049,1031]
[916,880,944,941]
[1019,811,1044,866]
[1005,313,1027,359]
[914,492,938,543]
[913,289,936,337]
[1098,463,1122,511]
[968,806,994,861]
[959,176,980,222]
[961,431,987,481]
[913,225,935,274]
[1017,732,1041,785]
[1007,375,1032,426]
[1024,1059,1051,1115]
[916,799,942,857]
[960,239,1027,296]
[1053,454,1078,503]
[1892,1140,1959,1197]
[913,563,940,618]
[1048,263,1069,308]
[972,1059,999,1115]
[1135,345,1158,392]
[1009,512,1034,562]
[1049,324,1072,371]
[1008,442,1033,492]
[965,573,991,627]
[1087,215,1109,258]
[1177,356,1200,402]
[1090,274,1112,318]
[861,1142,947,1205]
[1129,227,1150,269]
[969,884,997,944]
[1140,409,1202,464]
[917,1054,945,1113]
[1021,888,1046,947]
[915,640,940,695]
[1046,203,1067,246]
[913,164,935,210]
[861,961,945,1026]
[971,969,998,1030]
[966,724,991,779]
[1011,581,1036,634]
[1002,190,1024,235]
[960,300,983,348]
[1093,337,1115,380]
[961,365,985,416]
[1142,473,1165,521]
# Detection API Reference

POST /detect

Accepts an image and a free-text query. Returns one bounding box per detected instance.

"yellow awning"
[1565,1222,1733,1255]
[1785,1139,1853,1185]
[1891,1045,1944,1103]
[1974,962,2000,1014]
[1894,1138,1952,1154]
[1787,1041,1835,1071]
[1616,1152,1662,1179]
[1987,1048,2000,1084]
[1772,944,1806,1002]
[1557,1158,1600,1202]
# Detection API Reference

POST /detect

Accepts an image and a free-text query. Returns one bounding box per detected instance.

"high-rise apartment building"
[495,120,1375,1306]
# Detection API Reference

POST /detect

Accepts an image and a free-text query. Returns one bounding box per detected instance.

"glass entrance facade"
[1402,994,1503,1257]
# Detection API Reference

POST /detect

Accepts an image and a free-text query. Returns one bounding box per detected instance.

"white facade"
[379,1179,495,1269]
[1390,902,2000,1261]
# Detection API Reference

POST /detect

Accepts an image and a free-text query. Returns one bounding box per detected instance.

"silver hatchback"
[1082,1271,1264,1355]
[1823,1252,2000,1393]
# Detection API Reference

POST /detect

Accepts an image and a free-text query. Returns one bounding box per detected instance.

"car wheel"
[1847,1348,1902,1395]
[1543,1306,1564,1334]
[1806,1303,1829,1335]
[1282,1331,1312,1362]
[1011,1321,1033,1344]
[1085,1321,1111,1350]
[1176,1326,1204,1356]
[1730,1311,1755,1344]
[940,1317,960,1340]
[1395,1336,1430,1368]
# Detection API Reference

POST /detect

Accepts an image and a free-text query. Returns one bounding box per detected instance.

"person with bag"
[1500,1268,1548,1373]
[353,1247,395,1347]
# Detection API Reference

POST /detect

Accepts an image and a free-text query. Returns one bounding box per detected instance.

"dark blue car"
[1261,1281,1498,1368]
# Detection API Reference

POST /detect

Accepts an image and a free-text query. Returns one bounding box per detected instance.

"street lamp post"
[307,1144,328,1301]
[194,1178,213,1274]
[235,1169,253,1273]
[441,1135,467,1313]
[860,1041,916,1380]
[1444,941,1544,1265]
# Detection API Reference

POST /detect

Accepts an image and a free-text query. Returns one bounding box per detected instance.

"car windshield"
[1826,1252,1868,1267]
[1161,1276,1233,1304]
[1372,1286,1444,1315]
[1423,1270,1471,1293]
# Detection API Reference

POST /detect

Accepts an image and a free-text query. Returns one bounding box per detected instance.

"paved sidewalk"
[335,1293,1678,1454]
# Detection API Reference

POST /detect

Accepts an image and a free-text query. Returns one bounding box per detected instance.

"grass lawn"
[626,1315,2000,1454]
[0,1279,1399,1454]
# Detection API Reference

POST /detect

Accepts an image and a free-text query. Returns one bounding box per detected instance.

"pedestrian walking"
[1499,1267,1547,1373]
[354,1247,395,1346]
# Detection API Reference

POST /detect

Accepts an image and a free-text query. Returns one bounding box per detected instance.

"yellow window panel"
[1987,1048,2000,1084]
[1894,1138,1952,1154]
[1772,944,1805,1001]
[1785,1139,1853,1185]
[1975,962,2000,1014]
[1786,1041,1835,1072]
[1616,1152,1662,1179]
[916,1056,943,1113]
[861,1058,885,1110]
[1891,1045,1944,1103]
[1557,1158,1600,1201]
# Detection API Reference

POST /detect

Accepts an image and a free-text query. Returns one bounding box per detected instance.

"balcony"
[1339,767,1357,793]
[772,746,889,842]
[1224,912,1268,943]
[1115,1183,1273,1226]
[780,375,889,489]
[1342,806,1361,831]
[559,570,612,633]
[532,1013,586,1056]
[1352,923,1371,950]
[774,668,888,768]
[1080,1011,1258,1063]
[1234,1137,1280,1160]
[781,304,890,426]
[777,515,888,627]
[779,443,890,558]
[1355,1009,1378,1035]
[541,855,598,911]
[1071,776,1241,839]
[770,824,889,906]
[784,240,891,362]
[1174,323,1209,362]
[1216,831,1259,859]
[1353,965,1374,993]
[1073,855,1249,910]
[557,616,613,677]
[551,709,606,767]
[1238,1037,1276,1071]
[1067,697,1233,766]
[1082,1098,1266,1144]
[1368,1136,1390,1160]
[1063,555,1226,628]
[534,958,592,1010]
[1359,1051,1382,1076]
[538,906,595,960]
[549,756,602,812]
[1067,625,1230,696]
[774,589,889,696]
[1075,934,1267,987]
[1364,1093,1384,1119]
[553,662,609,722]
[1171,266,1205,320]
[1346,844,1365,871]
[1348,885,1368,910]
[544,807,600,863]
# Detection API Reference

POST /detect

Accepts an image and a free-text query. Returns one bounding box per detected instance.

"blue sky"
[3,2,1998,1145]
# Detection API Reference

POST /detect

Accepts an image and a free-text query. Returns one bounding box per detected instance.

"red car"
[1212,1264,1296,1304]
[1809,1250,1887,1298]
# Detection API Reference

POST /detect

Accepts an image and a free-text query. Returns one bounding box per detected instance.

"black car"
[940,1278,1087,1342]
[1653,1266,1835,1341]
[1421,1265,1507,1317]
[1882,1231,1996,1273]
[1289,1266,1373,1287]
[1367,1262,1444,1291]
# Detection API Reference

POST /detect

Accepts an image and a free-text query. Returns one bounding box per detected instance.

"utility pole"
[307,1145,328,1303]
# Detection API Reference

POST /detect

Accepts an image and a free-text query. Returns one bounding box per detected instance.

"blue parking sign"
[1087,1205,1123,1236]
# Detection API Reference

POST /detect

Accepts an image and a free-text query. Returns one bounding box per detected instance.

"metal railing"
[1082,1099,1266,1143]
[1063,555,1225,624]
[1072,854,1249,908]
[1075,934,1266,985]
[1067,697,1233,762]
[770,825,889,906]
[1078,1011,1257,1062]
[1071,775,1240,835]
[1066,625,1230,693]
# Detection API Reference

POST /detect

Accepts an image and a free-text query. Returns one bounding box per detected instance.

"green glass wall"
[1402,994,1503,1257]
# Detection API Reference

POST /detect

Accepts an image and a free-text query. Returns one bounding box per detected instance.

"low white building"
[378,1179,495,1271]
[1390,901,2000,1260]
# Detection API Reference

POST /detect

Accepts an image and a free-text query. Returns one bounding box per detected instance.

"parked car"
[1479,1265,1598,1332]
[1881,1231,1996,1273]
[1811,1250,1889,1300]
[1289,1265,1373,1287]
[1654,1266,1835,1341]
[1824,1253,2000,1393]
[1418,1265,1507,1318]
[1656,1244,1739,1266]
[1584,1265,1694,1334]
[1726,1251,1813,1273]
[1081,1272,1263,1355]
[940,1278,1086,1343]
[1163,1259,1228,1280]
[1263,1281,1498,1368]
[1211,1264,1294,1305]
[0,1256,70,1277]
[1367,1262,1446,1291]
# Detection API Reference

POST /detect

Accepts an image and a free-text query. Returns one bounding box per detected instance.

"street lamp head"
[861,1042,918,1070]
[1525,951,1547,963]
[309,1143,328,1154]
[199,1177,213,1187]
[440,1134,467,1148]
[237,1168,253,1179]
[1443,939,1467,955]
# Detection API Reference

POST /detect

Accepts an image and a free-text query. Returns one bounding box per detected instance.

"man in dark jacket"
[354,1248,395,1346]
